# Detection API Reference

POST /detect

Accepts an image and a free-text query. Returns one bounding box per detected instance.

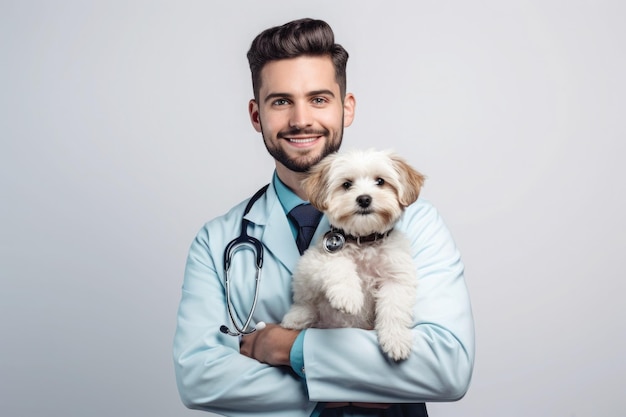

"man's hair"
[247,18,349,101]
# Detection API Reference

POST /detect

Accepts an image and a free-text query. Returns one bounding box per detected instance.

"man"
[173,18,474,417]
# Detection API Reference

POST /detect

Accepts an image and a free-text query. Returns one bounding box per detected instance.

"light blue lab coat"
[173,180,475,417]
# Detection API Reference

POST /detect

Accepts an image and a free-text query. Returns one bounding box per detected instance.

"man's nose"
[289,104,313,129]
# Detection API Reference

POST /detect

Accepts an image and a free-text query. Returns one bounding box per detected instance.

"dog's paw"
[327,286,364,315]
[281,305,315,330]
[378,328,413,361]
[281,315,308,330]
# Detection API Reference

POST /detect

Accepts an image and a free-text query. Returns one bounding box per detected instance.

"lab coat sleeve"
[301,199,475,403]
[173,216,315,417]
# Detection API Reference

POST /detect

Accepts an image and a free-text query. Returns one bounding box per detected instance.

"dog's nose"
[357,195,372,208]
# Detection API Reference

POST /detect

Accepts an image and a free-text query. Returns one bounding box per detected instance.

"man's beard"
[262,126,343,173]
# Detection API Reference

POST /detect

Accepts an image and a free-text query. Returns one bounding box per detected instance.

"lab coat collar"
[244,181,329,274]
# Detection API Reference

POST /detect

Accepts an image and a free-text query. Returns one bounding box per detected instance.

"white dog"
[281,149,425,361]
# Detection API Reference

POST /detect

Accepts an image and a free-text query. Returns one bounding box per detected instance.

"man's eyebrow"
[263,89,336,104]
[308,89,336,98]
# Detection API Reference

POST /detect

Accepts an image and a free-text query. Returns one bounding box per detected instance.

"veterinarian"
[173,18,474,417]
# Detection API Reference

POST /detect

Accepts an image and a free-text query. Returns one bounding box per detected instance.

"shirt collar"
[273,171,307,215]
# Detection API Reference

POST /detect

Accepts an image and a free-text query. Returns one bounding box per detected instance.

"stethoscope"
[219,185,269,337]
[218,184,345,337]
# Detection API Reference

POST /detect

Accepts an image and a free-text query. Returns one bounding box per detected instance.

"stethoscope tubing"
[220,185,269,337]
[223,250,262,336]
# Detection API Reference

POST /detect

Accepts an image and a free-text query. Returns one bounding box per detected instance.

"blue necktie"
[288,204,322,255]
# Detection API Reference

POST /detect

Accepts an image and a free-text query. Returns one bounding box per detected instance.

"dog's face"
[303,149,425,236]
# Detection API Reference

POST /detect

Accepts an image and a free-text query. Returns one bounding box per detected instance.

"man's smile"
[285,136,322,144]
[278,130,327,147]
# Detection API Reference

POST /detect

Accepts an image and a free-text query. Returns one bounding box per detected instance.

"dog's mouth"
[356,208,374,215]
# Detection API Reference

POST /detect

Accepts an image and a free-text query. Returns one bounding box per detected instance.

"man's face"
[249,56,355,173]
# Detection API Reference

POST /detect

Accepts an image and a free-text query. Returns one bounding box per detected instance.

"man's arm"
[241,199,474,404]
[307,200,474,402]
[173,220,316,417]
[240,324,392,409]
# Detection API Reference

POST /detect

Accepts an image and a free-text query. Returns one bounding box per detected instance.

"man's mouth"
[287,136,320,144]
[279,129,328,144]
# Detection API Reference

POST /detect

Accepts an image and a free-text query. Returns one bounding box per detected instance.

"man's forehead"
[259,56,339,96]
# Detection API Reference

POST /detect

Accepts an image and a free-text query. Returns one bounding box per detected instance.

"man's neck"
[275,165,308,200]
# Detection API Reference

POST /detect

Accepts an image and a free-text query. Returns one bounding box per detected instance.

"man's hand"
[239,323,300,366]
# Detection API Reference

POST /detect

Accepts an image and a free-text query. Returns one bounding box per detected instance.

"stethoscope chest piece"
[323,230,345,253]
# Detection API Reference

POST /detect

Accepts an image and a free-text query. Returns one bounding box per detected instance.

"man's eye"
[376,178,385,186]
[273,99,289,106]
[342,181,352,190]
[312,97,327,105]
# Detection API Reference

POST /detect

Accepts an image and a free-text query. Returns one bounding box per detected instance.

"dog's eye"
[376,178,385,186]
[342,181,352,190]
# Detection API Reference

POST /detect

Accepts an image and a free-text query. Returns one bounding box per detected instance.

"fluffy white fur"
[281,149,425,361]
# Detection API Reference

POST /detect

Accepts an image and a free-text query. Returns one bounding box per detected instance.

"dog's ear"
[302,155,335,211]
[392,154,426,207]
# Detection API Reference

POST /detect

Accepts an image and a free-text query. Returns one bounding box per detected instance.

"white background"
[2,1,625,416]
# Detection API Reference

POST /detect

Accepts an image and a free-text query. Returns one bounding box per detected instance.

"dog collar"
[323,227,393,253]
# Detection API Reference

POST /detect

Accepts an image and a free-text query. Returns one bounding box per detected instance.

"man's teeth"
[289,137,317,143]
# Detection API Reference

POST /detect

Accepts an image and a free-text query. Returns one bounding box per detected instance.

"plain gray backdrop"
[2,1,624,416]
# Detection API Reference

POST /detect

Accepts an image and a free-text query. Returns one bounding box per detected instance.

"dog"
[281,149,425,361]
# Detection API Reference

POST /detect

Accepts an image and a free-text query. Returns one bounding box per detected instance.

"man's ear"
[249,99,262,132]
[342,93,356,127]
